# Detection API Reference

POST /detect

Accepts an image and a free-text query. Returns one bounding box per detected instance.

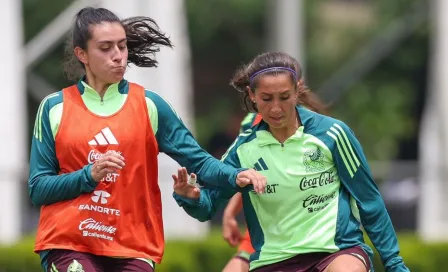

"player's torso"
[239,127,341,264]
[35,84,163,260]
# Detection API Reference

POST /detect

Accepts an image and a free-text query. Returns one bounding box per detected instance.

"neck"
[85,69,112,98]
[269,115,301,144]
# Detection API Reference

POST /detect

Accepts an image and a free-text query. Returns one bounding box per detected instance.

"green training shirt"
[174,106,408,272]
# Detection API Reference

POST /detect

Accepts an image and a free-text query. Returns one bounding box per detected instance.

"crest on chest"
[303,147,325,173]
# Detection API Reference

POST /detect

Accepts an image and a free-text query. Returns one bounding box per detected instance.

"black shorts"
[45,249,154,272]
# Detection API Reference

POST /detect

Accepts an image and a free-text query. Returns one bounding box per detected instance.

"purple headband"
[249,67,297,85]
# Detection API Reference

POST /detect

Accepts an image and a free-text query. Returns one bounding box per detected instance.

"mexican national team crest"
[303,147,325,172]
[67,260,84,272]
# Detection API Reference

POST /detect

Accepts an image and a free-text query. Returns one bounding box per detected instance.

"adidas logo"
[254,158,269,171]
[91,190,111,204]
[88,127,118,146]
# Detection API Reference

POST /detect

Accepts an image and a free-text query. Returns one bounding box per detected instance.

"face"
[249,73,299,129]
[75,22,128,84]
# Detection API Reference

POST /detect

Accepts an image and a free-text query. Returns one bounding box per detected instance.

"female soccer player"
[222,90,328,272]
[173,52,409,271]
[28,7,266,272]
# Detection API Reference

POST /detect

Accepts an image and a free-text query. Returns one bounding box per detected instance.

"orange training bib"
[34,83,164,263]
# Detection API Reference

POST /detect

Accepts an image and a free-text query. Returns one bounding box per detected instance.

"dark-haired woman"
[173,52,409,272]
[28,7,266,272]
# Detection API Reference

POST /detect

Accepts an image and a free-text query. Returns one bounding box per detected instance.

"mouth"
[112,66,125,71]
[270,116,283,121]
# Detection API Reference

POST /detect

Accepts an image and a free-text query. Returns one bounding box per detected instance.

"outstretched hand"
[172,167,201,199]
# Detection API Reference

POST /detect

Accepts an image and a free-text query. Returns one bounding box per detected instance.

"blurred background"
[1,0,447,271]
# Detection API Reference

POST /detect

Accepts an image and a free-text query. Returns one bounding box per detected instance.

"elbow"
[28,177,44,207]
[184,209,214,222]
[198,209,217,222]
[197,215,212,222]
[29,189,43,207]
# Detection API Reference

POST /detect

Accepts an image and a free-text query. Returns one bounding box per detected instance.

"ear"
[74,46,88,65]
[297,79,304,89]
[295,79,304,101]
[247,86,256,103]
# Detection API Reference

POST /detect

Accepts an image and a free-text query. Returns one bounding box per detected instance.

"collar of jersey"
[254,106,312,146]
[76,76,129,102]
[256,126,304,146]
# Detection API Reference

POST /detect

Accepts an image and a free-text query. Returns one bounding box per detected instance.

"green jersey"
[174,106,408,272]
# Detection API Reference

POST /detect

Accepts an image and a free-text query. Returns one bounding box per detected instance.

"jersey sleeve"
[146,90,242,191]
[28,95,97,206]
[327,121,409,272]
[173,187,236,222]
[173,136,244,221]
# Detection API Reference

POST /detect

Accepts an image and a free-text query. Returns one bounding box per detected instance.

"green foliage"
[22,0,73,43]
[329,23,427,160]
[366,233,448,272]
[306,0,428,160]
[1,230,447,272]
[332,80,416,160]
[186,0,267,61]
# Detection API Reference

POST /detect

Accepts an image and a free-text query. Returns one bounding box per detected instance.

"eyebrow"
[97,38,127,44]
[260,90,291,95]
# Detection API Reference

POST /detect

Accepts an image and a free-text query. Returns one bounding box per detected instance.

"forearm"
[223,192,243,218]
[173,188,235,222]
[192,154,241,190]
[162,135,242,191]
[29,164,97,206]
[173,192,215,222]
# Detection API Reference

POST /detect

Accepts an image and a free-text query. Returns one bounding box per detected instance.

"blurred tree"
[306,0,428,160]
[23,0,73,87]
[23,0,74,152]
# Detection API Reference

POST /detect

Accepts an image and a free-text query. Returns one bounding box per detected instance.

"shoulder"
[124,81,165,108]
[143,89,177,115]
[143,89,158,110]
[34,91,64,140]
[39,91,64,111]
[299,106,355,152]
[239,112,258,132]
[222,126,259,161]
[237,127,259,148]
[143,89,165,104]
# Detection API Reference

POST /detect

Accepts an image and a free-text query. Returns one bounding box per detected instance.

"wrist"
[173,192,201,207]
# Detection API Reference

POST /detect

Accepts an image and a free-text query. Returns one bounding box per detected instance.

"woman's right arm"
[28,94,97,206]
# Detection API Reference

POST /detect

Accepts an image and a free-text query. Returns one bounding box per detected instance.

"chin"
[110,74,124,83]
[267,121,285,129]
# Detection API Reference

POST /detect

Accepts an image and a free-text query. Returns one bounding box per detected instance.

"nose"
[112,46,123,64]
[271,100,282,114]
